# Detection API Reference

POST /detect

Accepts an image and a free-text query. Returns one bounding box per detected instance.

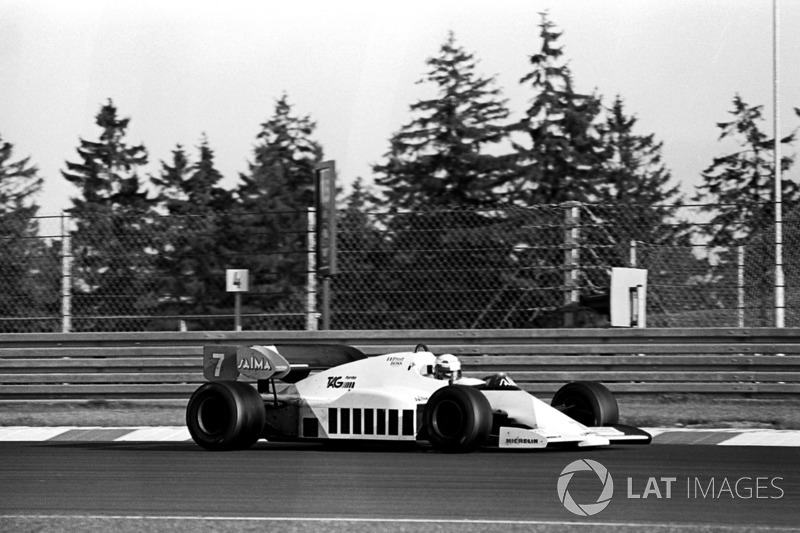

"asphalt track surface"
[1,441,799,531]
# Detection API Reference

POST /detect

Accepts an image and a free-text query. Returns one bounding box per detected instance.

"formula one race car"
[186,343,651,452]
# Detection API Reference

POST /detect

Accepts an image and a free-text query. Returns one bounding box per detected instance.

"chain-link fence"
[0,202,795,332]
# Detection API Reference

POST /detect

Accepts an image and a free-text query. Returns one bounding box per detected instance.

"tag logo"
[326,376,356,389]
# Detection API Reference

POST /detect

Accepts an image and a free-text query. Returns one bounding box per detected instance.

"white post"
[630,239,637,268]
[61,213,72,333]
[773,0,785,327]
[234,293,242,332]
[306,208,319,330]
[738,245,745,328]
[564,202,580,305]
[637,284,646,328]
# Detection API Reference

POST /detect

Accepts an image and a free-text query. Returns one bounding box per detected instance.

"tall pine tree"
[596,96,680,206]
[151,137,235,329]
[371,33,516,328]
[0,136,53,331]
[154,135,233,214]
[63,99,150,212]
[691,96,800,326]
[61,100,158,331]
[334,178,394,328]
[507,12,605,206]
[586,96,689,270]
[374,31,511,209]
[234,94,323,329]
[694,95,800,246]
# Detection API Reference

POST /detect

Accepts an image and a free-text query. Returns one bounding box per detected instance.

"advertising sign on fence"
[315,161,337,277]
[611,268,648,327]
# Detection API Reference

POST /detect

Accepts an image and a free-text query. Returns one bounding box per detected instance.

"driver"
[433,354,462,383]
[431,353,486,386]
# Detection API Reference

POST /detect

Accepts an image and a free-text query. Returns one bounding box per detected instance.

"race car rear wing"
[202,343,366,383]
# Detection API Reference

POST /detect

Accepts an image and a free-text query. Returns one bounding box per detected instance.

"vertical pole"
[315,161,337,330]
[637,285,646,328]
[321,277,331,330]
[738,245,745,328]
[773,0,785,327]
[630,240,637,268]
[306,208,319,330]
[563,202,580,305]
[61,213,72,333]
[234,293,242,332]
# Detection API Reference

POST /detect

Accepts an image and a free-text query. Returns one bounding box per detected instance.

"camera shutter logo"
[557,459,614,516]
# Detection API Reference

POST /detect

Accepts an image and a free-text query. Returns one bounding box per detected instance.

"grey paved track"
[0,441,798,530]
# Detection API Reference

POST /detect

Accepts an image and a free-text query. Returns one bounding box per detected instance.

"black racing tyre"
[186,381,266,451]
[551,381,619,427]
[424,385,492,453]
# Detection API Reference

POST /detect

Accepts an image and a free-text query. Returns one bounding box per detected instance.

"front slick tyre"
[551,381,619,427]
[424,384,492,453]
[186,381,265,451]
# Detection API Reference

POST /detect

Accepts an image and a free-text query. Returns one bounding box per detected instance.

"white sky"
[2,0,799,218]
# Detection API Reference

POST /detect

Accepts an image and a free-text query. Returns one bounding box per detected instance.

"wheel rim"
[560,394,595,426]
[432,399,465,439]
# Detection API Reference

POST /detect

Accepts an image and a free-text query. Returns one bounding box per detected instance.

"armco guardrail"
[1,328,799,400]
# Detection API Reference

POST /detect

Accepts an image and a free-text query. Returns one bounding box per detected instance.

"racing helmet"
[433,354,462,381]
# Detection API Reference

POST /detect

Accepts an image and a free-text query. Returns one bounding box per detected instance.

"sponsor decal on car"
[235,346,284,380]
[499,427,547,449]
[386,356,405,367]
[326,376,357,389]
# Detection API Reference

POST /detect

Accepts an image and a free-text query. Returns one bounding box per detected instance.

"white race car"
[186,343,651,452]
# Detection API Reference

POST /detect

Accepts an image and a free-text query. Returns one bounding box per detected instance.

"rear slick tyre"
[551,381,619,427]
[186,381,265,451]
[424,385,492,453]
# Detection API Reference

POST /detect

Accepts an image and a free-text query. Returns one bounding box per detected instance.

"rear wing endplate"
[203,345,305,382]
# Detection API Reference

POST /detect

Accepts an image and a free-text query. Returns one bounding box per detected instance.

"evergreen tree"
[233,94,323,329]
[238,94,321,212]
[61,100,158,331]
[507,12,605,205]
[151,137,235,329]
[63,99,150,211]
[694,94,800,326]
[0,136,54,331]
[374,31,511,209]
[0,138,43,210]
[152,144,191,211]
[584,96,691,279]
[694,95,800,246]
[334,178,393,328]
[596,96,681,206]
[154,135,233,214]
[691,96,800,326]
[371,33,518,327]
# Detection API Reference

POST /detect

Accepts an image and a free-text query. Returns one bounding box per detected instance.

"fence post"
[738,245,745,328]
[563,202,580,306]
[61,212,72,333]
